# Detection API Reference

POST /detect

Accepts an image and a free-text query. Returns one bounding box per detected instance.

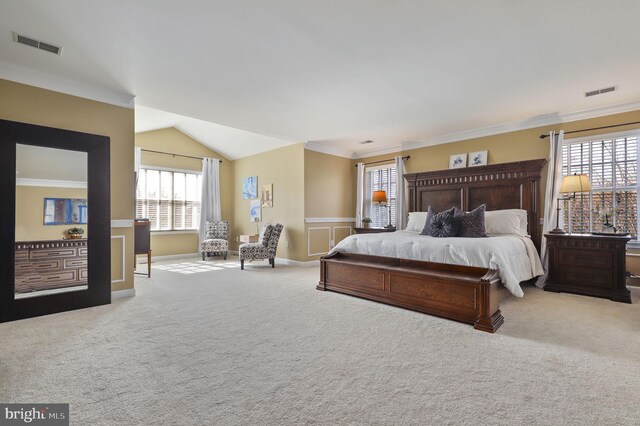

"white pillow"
[485,209,528,236]
[406,211,428,232]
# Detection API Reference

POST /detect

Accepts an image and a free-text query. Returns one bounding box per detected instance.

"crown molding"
[16,178,87,188]
[304,141,355,159]
[354,98,640,159]
[0,60,135,108]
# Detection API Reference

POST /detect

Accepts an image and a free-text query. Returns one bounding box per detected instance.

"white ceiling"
[2,1,640,159]
[16,144,87,182]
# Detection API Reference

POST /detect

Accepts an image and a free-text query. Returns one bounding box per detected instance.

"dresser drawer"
[15,259,61,274]
[30,248,77,260]
[15,270,77,285]
[557,267,613,289]
[558,249,612,269]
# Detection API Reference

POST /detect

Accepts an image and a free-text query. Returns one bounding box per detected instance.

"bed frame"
[317,159,546,332]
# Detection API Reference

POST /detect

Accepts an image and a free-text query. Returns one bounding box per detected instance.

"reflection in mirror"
[15,144,88,299]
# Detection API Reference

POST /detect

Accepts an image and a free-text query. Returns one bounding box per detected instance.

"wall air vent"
[12,32,62,55]
[585,86,616,97]
[359,140,374,145]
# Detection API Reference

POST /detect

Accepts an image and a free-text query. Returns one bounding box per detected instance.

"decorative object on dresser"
[544,233,631,303]
[550,173,592,234]
[319,159,547,332]
[372,190,394,229]
[134,219,151,277]
[362,217,372,228]
[15,239,88,294]
[354,226,396,234]
[66,227,85,239]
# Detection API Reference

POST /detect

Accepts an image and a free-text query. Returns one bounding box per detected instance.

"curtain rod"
[141,148,222,163]
[539,120,640,139]
[354,155,410,167]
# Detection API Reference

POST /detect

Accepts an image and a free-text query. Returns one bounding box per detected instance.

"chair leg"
[224,251,227,260]
[147,251,151,278]
[202,252,205,261]
[271,258,275,268]
[241,259,244,270]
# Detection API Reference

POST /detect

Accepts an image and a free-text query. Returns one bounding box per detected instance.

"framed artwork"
[449,153,467,169]
[469,150,488,167]
[261,183,273,208]
[43,198,88,225]
[242,176,258,199]
[250,199,261,221]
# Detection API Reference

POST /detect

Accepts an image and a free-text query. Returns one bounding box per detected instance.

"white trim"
[305,217,356,223]
[627,240,640,250]
[112,288,136,299]
[308,227,331,257]
[354,98,640,159]
[16,178,87,188]
[140,164,202,174]
[137,252,200,264]
[275,258,320,267]
[304,141,354,159]
[111,235,126,283]
[111,220,134,228]
[151,230,199,235]
[0,60,135,108]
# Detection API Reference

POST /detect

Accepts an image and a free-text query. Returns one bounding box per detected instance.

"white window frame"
[136,165,202,232]
[363,163,397,228]
[563,129,640,243]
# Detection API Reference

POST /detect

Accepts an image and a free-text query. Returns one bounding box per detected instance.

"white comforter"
[330,230,544,297]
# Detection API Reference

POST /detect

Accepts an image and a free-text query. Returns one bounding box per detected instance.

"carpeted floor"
[0,257,639,425]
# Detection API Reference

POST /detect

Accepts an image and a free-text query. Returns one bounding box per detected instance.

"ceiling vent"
[12,32,62,55]
[585,86,616,97]
[359,140,374,145]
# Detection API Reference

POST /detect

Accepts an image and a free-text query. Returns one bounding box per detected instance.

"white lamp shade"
[560,174,591,194]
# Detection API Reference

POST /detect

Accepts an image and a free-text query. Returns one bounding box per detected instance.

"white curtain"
[537,130,564,287]
[394,156,407,230]
[199,158,221,244]
[134,147,142,186]
[355,162,365,227]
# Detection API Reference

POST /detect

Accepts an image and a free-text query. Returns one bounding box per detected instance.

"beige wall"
[304,149,356,259]
[135,127,233,257]
[0,79,135,291]
[232,144,306,261]
[16,186,88,241]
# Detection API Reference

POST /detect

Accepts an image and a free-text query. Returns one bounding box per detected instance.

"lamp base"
[548,228,566,234]
[384,224,395,229]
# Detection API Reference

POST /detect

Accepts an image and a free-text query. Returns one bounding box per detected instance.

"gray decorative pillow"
[428,210,459,238]
[455,204,487,238]
[420,206,456,236]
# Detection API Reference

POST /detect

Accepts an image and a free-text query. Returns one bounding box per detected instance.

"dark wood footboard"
[317,252,503,333]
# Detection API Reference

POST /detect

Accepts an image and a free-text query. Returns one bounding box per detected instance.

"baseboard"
[112,288,136,299]
[275,258,320,267]
[137,252,200,264]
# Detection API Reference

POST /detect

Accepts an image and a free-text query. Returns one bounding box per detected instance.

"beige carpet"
[0,257,639,425]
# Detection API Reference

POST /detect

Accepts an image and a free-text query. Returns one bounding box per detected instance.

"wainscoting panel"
[307,227,331,256]
[333,226,353,246]
[111,235,125,283]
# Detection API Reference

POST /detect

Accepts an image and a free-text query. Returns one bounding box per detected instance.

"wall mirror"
[0,119,111,322]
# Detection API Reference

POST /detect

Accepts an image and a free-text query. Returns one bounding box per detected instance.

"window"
[562,132,639,237]
[136,168,202,231]
[364,165,397,227]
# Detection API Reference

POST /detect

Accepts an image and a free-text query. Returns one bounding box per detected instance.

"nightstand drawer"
[558,267,612,289]
[559,249,612,269]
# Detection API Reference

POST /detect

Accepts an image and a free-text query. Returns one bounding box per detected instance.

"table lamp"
[549,173,591,234]
[372,190,393,229]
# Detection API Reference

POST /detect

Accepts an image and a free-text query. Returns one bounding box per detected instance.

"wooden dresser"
[15,239,88,294]
[544,233,631,303]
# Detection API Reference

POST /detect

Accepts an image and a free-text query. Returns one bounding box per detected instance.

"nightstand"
[544,233,631,303]
[354,227,396,234]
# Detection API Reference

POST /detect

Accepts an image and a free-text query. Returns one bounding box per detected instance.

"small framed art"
[449,153,467,169]
[469,150,488,167]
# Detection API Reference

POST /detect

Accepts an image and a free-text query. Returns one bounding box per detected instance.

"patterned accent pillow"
[420,206,456,236]
[427,209,459,238]
[455,204,487,238]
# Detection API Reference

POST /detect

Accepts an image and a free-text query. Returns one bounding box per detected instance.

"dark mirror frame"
[0,119,111,322]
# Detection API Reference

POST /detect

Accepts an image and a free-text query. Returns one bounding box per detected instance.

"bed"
[317,159,547,332]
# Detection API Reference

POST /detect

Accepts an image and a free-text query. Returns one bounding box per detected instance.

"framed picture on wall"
[469,150,488,167]
[261,183,273,208]
[449,153,467,169]
[250,199,261,221]
[242,176,258,199]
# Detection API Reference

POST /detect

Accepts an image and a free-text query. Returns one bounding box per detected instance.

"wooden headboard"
[404,159,547,252]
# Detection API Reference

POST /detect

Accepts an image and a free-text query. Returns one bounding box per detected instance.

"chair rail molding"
[305,217,356,223]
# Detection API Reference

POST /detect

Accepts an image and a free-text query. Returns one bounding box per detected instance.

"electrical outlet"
[235,236,239,242]
[285,240,289,248]
[329,239,335,247]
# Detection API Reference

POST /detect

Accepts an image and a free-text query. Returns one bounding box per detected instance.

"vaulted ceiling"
[2,1,640,159]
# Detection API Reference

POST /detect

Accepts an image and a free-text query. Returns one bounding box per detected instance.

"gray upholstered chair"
[239,223,284,270]
[200,220,229,260]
